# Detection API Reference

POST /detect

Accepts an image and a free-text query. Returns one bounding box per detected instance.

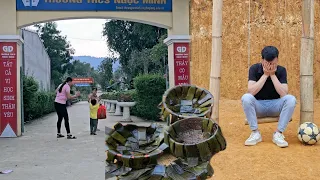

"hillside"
[73,55,120,72]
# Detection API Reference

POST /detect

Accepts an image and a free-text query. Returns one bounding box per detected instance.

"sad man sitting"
[241,46,296,148]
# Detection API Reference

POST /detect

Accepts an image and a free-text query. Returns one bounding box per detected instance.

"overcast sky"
[57,19,112,57]
[29,19,113,58]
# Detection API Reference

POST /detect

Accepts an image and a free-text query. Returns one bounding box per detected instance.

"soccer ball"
[297,122,320,145]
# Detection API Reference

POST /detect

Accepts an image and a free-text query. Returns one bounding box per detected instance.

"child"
[89,99,99,135]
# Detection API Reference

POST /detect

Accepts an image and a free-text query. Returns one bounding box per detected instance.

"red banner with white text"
[72,77,94,84]
[0,42,17,137]
[173,42,190,85]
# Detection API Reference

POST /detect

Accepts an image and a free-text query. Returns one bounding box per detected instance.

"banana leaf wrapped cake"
[113,156,214,180]
[159,85,214,124]
[105,123,215,180]
[105,123,168,172]
[164,117,226,165]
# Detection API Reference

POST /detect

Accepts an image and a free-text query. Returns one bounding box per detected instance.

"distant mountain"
[72,55,120,72]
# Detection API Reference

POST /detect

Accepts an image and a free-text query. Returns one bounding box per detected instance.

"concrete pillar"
[109,101,116,113]
[114,103,122,116]
[0,1,18,35]
[106,102,111,111]
[0,36,23,137]
[0,1,22,138]
[164,0,190,88]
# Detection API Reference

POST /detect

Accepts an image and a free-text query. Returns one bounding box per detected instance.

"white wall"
[20,29,51,91]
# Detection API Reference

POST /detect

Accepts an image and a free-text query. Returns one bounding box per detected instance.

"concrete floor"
[0,101,163,180]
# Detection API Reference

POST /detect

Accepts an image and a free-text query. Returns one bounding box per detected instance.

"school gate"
[0,0,190,137]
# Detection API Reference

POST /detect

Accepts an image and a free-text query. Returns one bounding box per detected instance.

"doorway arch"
[17,11,173,29]
[0,0,190,137]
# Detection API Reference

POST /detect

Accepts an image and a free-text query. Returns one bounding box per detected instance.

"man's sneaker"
[272,132,288,148]
[245,131,262,146]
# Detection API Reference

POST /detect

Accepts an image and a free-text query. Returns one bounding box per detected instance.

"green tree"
[34,22,75,87]
[97,58,114,90]
[62,59,100,98]
[102,20,167,79]
[129,49,152,75]
[113,67,125,82]
[150,34,168,74]
[128,34,168,76]
[69,60,95,77]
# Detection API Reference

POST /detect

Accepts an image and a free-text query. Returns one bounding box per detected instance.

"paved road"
[0,100,164,180]
[0,101,106,180]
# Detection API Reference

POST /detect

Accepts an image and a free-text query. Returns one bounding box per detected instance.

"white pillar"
[114,103,122,116]
[106,102,111,111]
[109,102,116,113]
[122,107,131,121]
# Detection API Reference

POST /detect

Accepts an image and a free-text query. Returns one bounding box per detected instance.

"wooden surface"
[300,0,314,124]
[209,0,223,123]
[244,117,292,125]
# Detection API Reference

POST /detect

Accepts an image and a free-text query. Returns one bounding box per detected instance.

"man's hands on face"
[262,61,270,76]
[262,61,277,77]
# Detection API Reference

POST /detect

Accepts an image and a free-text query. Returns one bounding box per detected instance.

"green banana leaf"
[206,120,214,133]
[196,141,212,162]
[184,144,199,157]
[167,126,177,138]
[181,86,190,99]
[106,150,116,162]
[107,154,215,180]
[185,86,196,100]
[121,155,131,167]
[207,136,221,155]
[194,107,209,114]
[114,123,133,138]
[111,131,127,145]
[185,161,214,180]
[174,86,182,97]
[169,138,175,154]
[199,100,212,108]
[216,128,227,150]
[202,119,209,131]
[166,165,186,180]
[174,142,184,157]
[136,167,154,180]
[170,161,184,174]
[186,157,199,167]
[163,131,169,145]
[197,94,212,105]
[131,156,147,169]
[194,88,204,100]
[110,166,132,176]
[106,135,117,148]
[117,167,153,180]
[105,162,120,179]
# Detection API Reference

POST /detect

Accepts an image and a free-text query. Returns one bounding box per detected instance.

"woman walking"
[55,77,80,139]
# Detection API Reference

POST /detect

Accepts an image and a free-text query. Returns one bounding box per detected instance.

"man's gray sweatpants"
[241,93,296,132]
